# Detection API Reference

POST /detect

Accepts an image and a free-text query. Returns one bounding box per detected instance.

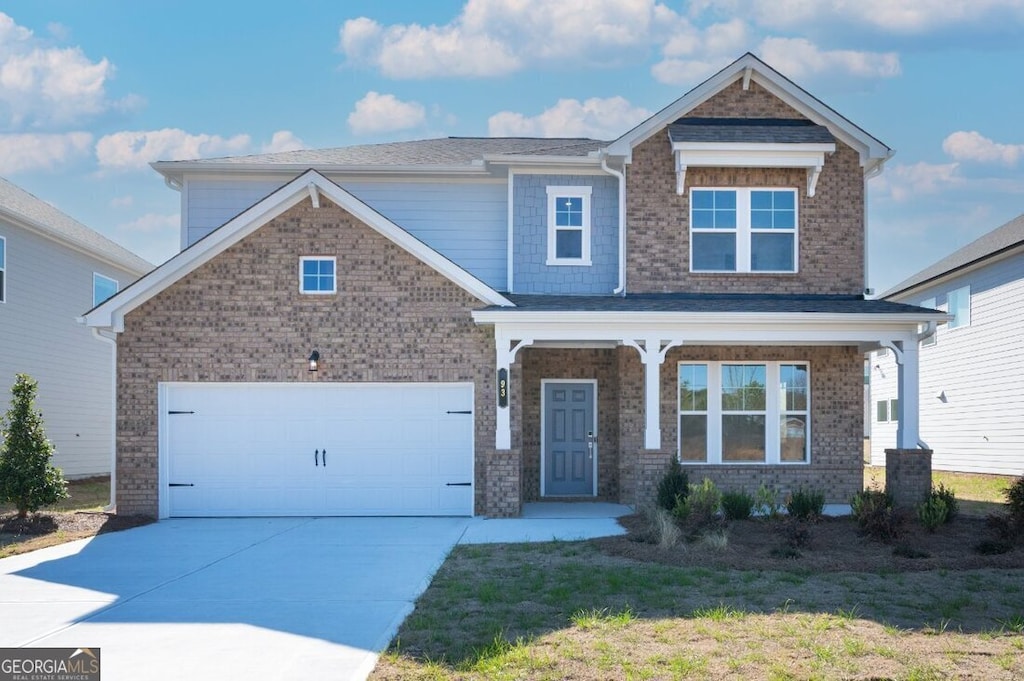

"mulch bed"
[595,512,1024,572]
[0,511,153,556]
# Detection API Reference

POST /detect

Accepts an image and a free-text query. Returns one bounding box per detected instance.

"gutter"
[88,326,118,512]
[600,155,626,295]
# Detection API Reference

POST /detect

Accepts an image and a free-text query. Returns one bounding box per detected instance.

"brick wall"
[886,448,933,508]
[115,197,510,517]
[625,81,865,295]
[519,348,620,501]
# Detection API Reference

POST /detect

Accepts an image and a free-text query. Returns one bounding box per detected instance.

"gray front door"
[543,382,596,496]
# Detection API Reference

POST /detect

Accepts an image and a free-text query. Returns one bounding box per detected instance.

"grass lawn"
[865,466,1016,516]
[0,476,110,515]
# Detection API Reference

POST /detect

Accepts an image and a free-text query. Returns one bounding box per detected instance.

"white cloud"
[339,0,679,78]
[95,129,251,169]
[347,92,426,135]
[0,12,136,129]
[872,161,963,201]
[0,131,92,173]
[261,130,306,153]
[117,212,178,234]
[757,37,901,80]
[488,96,651,139]
[942,130,1024,167]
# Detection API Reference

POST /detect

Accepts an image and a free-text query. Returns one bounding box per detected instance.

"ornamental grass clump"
[721,489,754,521]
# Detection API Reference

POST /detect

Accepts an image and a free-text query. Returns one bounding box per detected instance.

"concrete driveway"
[0,509,627,681]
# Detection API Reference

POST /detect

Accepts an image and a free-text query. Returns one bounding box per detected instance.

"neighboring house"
[83,53,944,519]
[0,177,152,478]
[870,213,1024,476]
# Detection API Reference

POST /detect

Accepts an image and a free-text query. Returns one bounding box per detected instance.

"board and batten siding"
[183,177,509,290]
[870,251,1024,476]
[0,222,140,477]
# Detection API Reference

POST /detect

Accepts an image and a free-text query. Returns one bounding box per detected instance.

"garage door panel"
[164,383,474,517]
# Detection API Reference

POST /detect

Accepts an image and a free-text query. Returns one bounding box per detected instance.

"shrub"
[683,478,722,523]
[639,504,681,549]
[787,487,824,521]
[1005,476,1024,531]
[0,374,68,517]
[657,459,689,512]
[932,483,958,523]
[917,496,948,532]
[851,489,902,543]
[721,489,754,521]
[754,483,782,519]
[779,519,811,549]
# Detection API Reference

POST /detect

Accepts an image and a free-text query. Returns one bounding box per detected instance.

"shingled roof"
[0,177,152,275]
[882,212,1024,299]
[668,118,835,145]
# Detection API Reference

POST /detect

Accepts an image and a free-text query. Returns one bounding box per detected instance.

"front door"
[543,381,596,496]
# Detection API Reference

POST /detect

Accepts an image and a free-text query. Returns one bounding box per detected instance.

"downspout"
[90,327,118,512]
[601,156,626,295]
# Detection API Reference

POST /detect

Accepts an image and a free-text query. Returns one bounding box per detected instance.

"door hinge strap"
[169,483,194,487]
[167,410,195,415]
[446,482,472,487]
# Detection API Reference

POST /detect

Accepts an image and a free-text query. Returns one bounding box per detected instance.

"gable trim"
[83,170,512,331]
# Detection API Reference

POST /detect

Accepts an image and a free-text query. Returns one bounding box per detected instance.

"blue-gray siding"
[512,174,618,294]
[184,178,508,290]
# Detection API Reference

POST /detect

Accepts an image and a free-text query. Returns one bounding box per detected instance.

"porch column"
[895,342,921,449]
[625,338,682,450]
[494,333,533,450]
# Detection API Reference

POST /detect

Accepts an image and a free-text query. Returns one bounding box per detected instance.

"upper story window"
[690,188,797,273]
[947,285,971,328]
[0,236,5,303]
[920,296,937,346]
[546,186,592,266]
[300,257,336,294]
[92,273,119,307]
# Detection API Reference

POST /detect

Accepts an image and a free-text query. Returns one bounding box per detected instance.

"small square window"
[546,186,592,266]
[93,273,119,307]
[300,257,336,294]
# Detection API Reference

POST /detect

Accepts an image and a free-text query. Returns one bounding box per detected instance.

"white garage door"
[160,382,474,517]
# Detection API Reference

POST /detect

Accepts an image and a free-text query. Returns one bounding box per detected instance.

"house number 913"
[498,369,508,408]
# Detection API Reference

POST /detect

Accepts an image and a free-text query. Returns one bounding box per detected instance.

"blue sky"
[1,0,1022,293]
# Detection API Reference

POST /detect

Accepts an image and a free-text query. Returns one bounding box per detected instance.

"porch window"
[690,188,797,273]
[678,361,810,464]
[546,186,592,265]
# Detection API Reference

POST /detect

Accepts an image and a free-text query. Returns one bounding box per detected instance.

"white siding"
[870,252,1024,476]
[183,177,509,290]
[0,222,141,477]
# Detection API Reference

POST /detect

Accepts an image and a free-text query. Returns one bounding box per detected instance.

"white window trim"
[545,186,592,266]
[947,285,971,329]
[678,360,810,465]
[689,187,799,274]
[299,256,337,295]
[0,235,5,304]
[92,272,119,307]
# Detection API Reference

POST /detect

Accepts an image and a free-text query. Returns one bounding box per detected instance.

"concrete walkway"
[0,505,629,681]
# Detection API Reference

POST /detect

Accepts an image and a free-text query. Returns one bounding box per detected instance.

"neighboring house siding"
[512,174,619,294]
[0,223,137,477]
[870,252,1024,476]
[625,83,864,295]
[115,197,507,518]
[184,178,508,290]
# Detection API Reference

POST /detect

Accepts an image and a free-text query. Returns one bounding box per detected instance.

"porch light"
[308,350,320,372]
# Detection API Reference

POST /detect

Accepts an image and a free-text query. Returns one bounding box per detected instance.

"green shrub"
[932,483,958,522]
[721,489,754,521]
[754,483,782,519]
[675,478,723,537]
[917,496,948,532]
[657,459,689,512]
[851,489,902,543]
[1005,476,1024,531]
[786,487,824,521]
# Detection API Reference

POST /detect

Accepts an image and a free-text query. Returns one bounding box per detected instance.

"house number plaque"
[497,369,508,407]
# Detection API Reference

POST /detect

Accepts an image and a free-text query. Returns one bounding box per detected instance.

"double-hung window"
[546,186,592,265]
[691,188,797,272]
[0,236,5,303]
[679,361,809,464]
[92,273,119,307]
[299,256,336,294]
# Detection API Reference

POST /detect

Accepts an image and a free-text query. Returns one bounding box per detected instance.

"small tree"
[0,374,68,517]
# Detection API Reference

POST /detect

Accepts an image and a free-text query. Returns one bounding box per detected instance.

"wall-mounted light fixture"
[308,350,320,372]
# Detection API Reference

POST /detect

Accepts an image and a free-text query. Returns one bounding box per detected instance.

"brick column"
[885,448,932,508]
[485,447,521,517]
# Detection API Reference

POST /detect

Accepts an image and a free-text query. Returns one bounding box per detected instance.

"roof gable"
[82,170,512,331]
[606,53,892,172]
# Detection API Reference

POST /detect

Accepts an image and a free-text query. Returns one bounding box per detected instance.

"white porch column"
[895,341,920,449]
[494,334,532,450]
[625,338,683,450]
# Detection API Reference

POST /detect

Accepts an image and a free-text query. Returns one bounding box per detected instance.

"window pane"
[889,399,899,422]
[691,190,736,228]
[722,364,766,411]
[780,364,808,411]
[692,209,715,229]
[715,190,736,209]
[751,233,795,271]
[876,400,888,422]
[320,260,334,276]
[555,229,583,259]
[679,364,708,411]
[93,275,118,307]
[751,191,773,210]
[773,191,795,209]
[303,275,319,291]
[722,415,765,462]
[680,415,708,462]
[692,190,714,210]
[303,260,318,276]
[692,233,736,271]
[780,416,807,462]
[555,196,583,227]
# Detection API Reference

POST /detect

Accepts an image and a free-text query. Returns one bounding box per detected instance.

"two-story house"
[83,53,943,518]
[1,177,151,478]
[870,213,1024,477]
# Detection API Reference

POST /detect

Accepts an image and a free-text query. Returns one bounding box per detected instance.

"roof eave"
[151,161,491,177]
[472,309,949,326]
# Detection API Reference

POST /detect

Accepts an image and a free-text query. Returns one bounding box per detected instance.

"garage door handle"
[322,449,327,467]
[315,449,319,467]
